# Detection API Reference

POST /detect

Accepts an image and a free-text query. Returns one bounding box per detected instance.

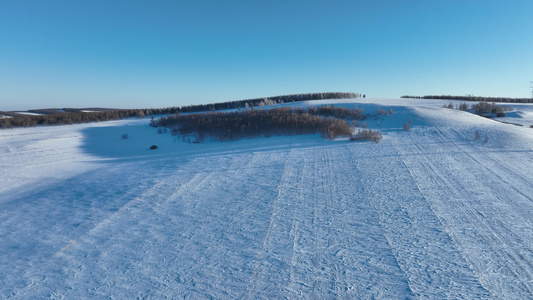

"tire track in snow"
[434,129,533,295]
[351,139,490,299]
[418,153,533,297]
[57,153,263,299]
[445,127,533,204]
[0,159,189,298]
[84,151,282,299]
[86,167,209,234]
[396,129,533,299]
[319,146,413,299]
[247,146,414,299]
[246,150,299,299]
[169,151,283,299]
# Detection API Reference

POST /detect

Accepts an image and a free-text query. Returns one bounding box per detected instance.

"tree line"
[402,95,533,103]
[0,92,358,129]
[0,109,151,128]
[177,92,358,113]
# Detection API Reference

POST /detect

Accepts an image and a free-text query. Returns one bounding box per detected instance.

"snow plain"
[1,98,533,299]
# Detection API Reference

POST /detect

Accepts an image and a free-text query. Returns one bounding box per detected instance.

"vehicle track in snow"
[40,151,286,299]
[247,146,413,299]
[392,126,533,299]
[349,140,490,299]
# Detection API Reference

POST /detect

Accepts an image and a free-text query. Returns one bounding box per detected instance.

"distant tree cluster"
[442,102,467,110]
[350,129,383,143]
[402,95,533,103]
[471,102,512,116]
[442,101,512,117]
[376,108,394,115]
[306,104,366,120]
[152,107,354,142]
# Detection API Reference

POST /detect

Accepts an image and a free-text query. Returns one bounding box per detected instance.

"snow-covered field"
[1,98,533,299]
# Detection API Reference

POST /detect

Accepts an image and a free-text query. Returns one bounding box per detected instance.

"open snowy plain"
[1,98,533,299]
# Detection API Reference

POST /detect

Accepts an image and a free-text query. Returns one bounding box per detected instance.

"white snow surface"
[12,112,44,116]
[1,98,533,299]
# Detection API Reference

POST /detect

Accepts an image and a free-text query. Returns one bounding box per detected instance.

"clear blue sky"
[1,0,532,110]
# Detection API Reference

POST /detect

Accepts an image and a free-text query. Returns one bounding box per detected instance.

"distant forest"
[178,92,358,113]
[152,105,365,142]
[0,92,358,129]
[0,109,150,128]
[402,95,533,103]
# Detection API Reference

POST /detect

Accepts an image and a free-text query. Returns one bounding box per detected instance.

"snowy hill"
[1,98,533,298]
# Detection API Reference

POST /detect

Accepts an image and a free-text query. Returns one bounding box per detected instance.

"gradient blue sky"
[1,0,532,110]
